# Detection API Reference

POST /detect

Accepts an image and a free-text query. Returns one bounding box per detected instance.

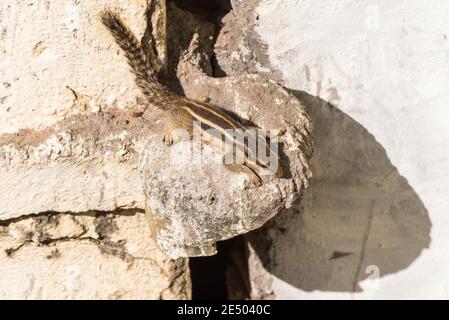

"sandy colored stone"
[0,0,192,300]
[0,210,190,299]
[1,1,313,261]
[141,72,312,259]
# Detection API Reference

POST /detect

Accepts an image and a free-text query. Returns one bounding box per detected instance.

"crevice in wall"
[189,236,249,300]
[0,209,142,227]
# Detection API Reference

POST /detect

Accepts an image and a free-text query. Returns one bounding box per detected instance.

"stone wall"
[0,0,191,299]
[0,210,190,299]
[3,0,441,300]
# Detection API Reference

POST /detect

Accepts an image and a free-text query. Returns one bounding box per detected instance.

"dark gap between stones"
[189,236,249,300]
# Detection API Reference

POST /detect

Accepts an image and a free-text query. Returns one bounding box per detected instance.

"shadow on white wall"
[249,90,431,292]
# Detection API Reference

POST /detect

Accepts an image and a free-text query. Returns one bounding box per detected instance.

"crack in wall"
[0,209,142,227]
[1,210,144,264]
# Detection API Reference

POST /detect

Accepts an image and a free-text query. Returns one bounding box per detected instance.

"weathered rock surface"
[0,210,190,299]
[141,73,312,259]
[0,0,192,299]
[0,110,149,219]
[139,1,313,258]
[214,0,279,80]
[0,0,314,299]
[1,0,313,260]
[0,0,150,135]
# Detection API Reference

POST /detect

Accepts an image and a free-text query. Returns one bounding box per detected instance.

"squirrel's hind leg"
[163,109,194,146]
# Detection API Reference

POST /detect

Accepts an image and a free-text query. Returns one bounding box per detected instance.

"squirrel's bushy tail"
[101,10,171,105]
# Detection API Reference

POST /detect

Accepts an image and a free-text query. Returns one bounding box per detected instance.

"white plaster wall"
[255,0,449,299]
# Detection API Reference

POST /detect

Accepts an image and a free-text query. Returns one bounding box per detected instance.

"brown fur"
[100,9,282,185]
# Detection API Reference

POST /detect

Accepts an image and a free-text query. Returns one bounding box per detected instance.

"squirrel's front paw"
[162,134,173,146]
